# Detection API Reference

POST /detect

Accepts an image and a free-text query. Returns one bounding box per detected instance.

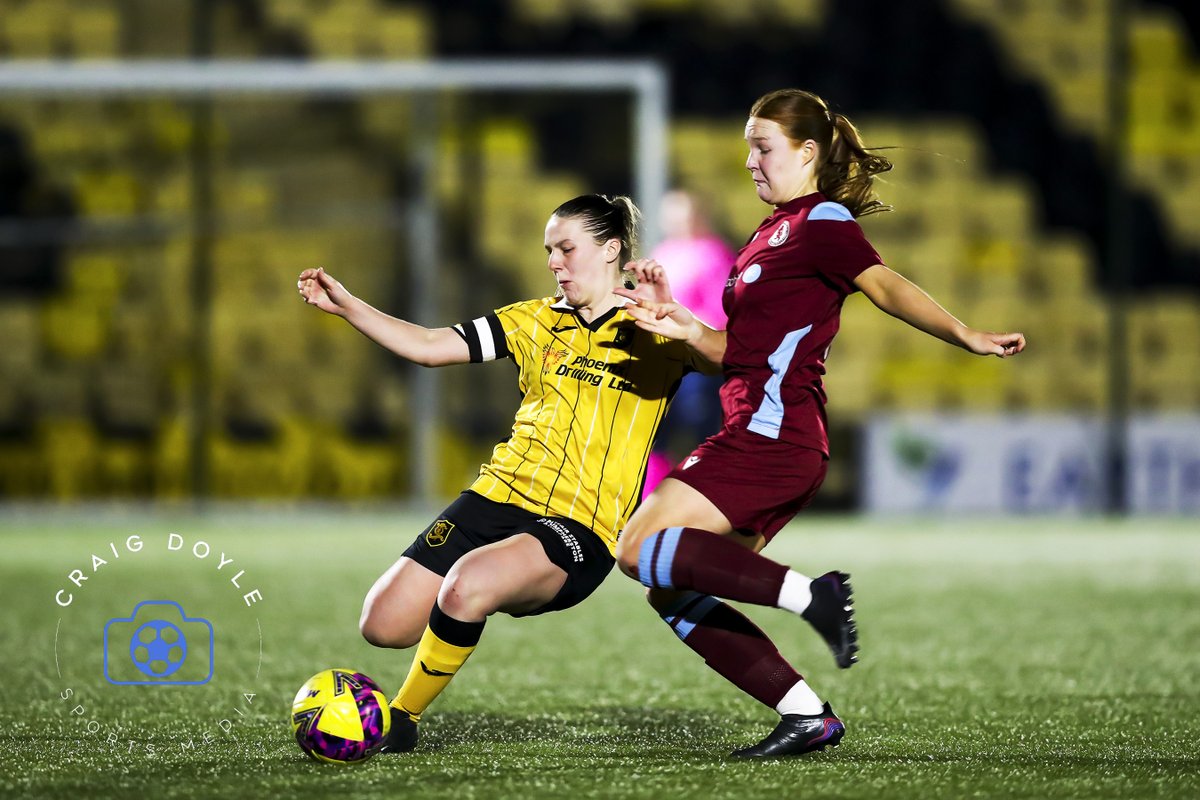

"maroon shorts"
[666,427,828,542]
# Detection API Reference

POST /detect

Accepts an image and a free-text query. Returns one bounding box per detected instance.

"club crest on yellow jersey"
[540,344,570,374]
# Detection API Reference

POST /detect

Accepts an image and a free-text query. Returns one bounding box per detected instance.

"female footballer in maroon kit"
[615,89,1026,758]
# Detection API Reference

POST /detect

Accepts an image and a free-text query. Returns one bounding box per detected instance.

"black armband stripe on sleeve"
[457,320,483,363]
[486,314,510,360]
[456,314,509,363]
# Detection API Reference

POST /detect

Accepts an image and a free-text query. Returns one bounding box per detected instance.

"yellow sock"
[390,625,477,721]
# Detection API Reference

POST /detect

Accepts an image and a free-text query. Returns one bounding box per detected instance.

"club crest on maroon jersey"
[768,220,790,246]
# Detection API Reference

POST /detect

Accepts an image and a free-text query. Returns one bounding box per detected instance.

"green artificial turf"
[1,509,1196,799]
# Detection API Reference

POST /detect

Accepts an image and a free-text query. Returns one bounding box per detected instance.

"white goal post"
[0,59,670,503]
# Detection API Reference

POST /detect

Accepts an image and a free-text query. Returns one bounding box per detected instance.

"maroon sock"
[664,594,801,708]
[658,528,788,607]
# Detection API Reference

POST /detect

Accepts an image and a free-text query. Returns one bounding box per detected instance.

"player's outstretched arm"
[854,264,1026,358]
[614,290,726,370]
[298,267,470,367]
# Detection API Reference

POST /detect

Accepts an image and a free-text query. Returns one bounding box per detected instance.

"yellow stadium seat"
[875,358,973,412]
[209,417,315,498]
[1049,353,1109,412]
[0,439,44,496]
[822,359,878,419]
[359,97,413,148]
[264,0,323,29]
[1066,296,1112,361]
[96,438,152,495]
[152,417,191,498]
[1,0,68,57]
[38,417,100,499]
[694,0,756,26]
[1131,11,1188,75]
[74,169,142,217]
[435,426,493,499]
[65,251,126,307]
[144,101,197,156]
[1130,353,1200,410]
[42,299,109,361]
[967,178,1035,239]
[1003,361,1068,411]
[31,112,97,161]
[0,374,44,495]
[861,164,913,238]
[481,120,538,176]
[105,306,165,362]
[512,0,573,26]
[914,120,986,182]
[319,427,403,499]
[66,3,120,57]
[760,0,826,27]
[835,295,891,362]
[1129,294,1200,365]
[1161,189,1200,247]
[640,0,693,10]
[949,357,1010,412]
[215,170,277,221]
[580,0,638,26]
[307,0,377,58]
[895,235,962,303]
[1030,235,1095,300]
[1054,75,1110,138]
[0,302,42,375]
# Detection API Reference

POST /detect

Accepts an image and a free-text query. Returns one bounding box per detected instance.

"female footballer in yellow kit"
[299,194,708,752]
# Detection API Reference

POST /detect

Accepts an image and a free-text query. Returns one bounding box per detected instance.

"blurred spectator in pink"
[644,189,735,497]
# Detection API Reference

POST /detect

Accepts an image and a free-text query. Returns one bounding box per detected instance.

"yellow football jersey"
[453,296,698,554]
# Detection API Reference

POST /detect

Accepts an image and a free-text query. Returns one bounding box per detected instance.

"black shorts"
[401,491,615,617]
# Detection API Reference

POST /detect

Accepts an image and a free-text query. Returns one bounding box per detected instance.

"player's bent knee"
[358,601,422,649]
[359,613,403,649]
[437,566,495,620]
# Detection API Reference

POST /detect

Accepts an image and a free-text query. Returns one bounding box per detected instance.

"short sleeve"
[806,202,883,294]
[452,313,511,363]
[650,333,702,375]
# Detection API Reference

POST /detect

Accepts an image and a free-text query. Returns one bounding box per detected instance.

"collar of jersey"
[549,294,631,331]
[773,191,825,217]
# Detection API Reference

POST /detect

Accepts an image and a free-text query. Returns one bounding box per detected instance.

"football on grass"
[291,668,391,763]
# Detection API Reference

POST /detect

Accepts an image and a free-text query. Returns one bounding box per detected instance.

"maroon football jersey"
[719,192,883,455]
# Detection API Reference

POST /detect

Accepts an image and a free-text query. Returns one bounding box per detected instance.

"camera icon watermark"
[103,600,214,686]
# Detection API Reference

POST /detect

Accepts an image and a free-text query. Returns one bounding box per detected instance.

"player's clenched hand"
[622,258,673,304]
[615,293,699,343]
[963,329,1026,358]
[297,267,353,316]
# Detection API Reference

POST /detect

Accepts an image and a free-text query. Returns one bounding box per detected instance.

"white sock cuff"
[775,679,824,716]
[777,570,813,615]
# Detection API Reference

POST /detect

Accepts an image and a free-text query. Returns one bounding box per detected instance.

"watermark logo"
[53,532,266,756]
[103,600,214,686]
